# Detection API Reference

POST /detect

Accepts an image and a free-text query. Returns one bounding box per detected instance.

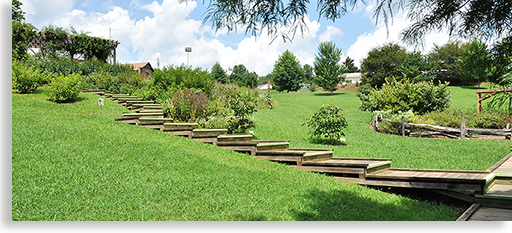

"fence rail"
[372,113,512,140]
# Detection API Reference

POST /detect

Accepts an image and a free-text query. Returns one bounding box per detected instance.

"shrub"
[409,108,508,129]
[225,87,257,133]
[360,77,451,115]
[152,65,215,98]
[12,61,45,94]
[45,73,83,102]
[164,88,208,122]
[303,104,348,145]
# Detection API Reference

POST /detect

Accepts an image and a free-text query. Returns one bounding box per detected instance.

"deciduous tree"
[313,41,346,95]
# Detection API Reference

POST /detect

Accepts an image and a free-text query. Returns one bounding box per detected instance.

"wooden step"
[124,100,155,108]
[214,134,253,144]
[137,118,174,130]
[363,168,493,194]
[473,174,512,209]
[254,149,333,165]
[256,142,290,151]
[114,96,140,103]
[217,140,289,156]
[162,123,199,136]
[190,129,228,144]
[123,112,164,118]
[294,158,392,179]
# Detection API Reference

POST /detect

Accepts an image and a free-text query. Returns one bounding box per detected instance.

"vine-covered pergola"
[28,32,120,63]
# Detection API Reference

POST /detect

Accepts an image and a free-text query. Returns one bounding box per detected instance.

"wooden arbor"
[28,33,120,63]
[477,88,512,113]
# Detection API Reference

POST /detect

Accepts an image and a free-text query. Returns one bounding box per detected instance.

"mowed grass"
[12,91,461,220]
[253,86,510,170]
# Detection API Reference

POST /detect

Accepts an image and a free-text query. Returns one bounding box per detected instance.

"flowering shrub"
[303,104,348,145]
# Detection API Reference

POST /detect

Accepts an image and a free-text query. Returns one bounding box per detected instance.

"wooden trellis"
[27,33,120,63]
[476,88,512,113]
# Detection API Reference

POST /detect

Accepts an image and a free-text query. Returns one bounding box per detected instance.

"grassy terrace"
[253,86,510,170]
[12,90,462,221]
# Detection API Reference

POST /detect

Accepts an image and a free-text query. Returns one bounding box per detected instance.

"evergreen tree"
[303,64,314,84]
[343,56,359,73]
[230,64,249,86]
[211,62,228,83]
[272,50,304,92]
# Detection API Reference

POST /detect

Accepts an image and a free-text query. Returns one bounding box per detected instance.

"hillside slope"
[12,91,459,220]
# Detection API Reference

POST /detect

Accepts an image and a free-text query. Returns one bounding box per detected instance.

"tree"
[397,51,436,83]
[12,0,25,22]
[313,41,346,95]
[343,56,358,73]
[490,36,512,85]
[272,50,304,92]
[193,0,511,45]
[211,62,228,83]
[459,38,492,86]
[230,64,249,86]
[246,72,258,88]
[12,21,37,60]
[429,41,467,85]
[303,64,314,84]
[360,43,407,88]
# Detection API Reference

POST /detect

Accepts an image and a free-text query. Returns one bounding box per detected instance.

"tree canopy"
[191,0,512,44]
[272,50,304,92]
[313,41,346,95]
[360,42,407,88]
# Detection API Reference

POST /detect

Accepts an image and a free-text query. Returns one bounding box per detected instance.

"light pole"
[185,47,192,66]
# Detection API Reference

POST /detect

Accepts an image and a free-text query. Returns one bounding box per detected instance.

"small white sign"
[98,98,104,106]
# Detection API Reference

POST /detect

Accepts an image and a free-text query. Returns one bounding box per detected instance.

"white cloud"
[22,0,382,76]
[318,26,343,43]
[347,5,451,67]
[21,0,75,28]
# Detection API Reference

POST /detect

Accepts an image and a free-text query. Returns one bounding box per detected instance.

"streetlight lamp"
[185,47,192,66]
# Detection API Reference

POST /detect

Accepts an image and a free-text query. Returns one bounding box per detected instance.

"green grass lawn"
[253,87,510,170]
[12,91,461,221]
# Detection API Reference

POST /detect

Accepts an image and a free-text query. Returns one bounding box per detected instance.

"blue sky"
[19,0,453,75]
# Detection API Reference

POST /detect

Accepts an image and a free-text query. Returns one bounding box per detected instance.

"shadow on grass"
[290,188,458,221]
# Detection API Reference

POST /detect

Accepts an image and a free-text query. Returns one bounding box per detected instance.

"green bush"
[151,65,215,98]
[360,77,451,115]
[409,108,508,129]
[12,60,46,94]
[45,73,83,102]
[164,88,209,122]
[225,87,257,133]
[303,104,348,145]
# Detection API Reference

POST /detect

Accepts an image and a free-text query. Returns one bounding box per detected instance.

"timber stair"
[85,89,512,220]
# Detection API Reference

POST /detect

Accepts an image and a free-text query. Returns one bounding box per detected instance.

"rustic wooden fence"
[372,113,512,140]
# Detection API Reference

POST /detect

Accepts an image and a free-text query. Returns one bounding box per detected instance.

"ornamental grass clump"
[303,104,348,145]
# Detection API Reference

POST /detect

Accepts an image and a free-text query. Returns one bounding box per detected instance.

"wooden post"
[477,93,482,114]
[460,118,466,139]
[507,123,511,140]
[402,115,406,137]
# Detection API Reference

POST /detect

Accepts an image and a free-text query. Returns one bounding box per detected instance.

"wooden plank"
[335,177,485,191]
[467,207,512,221]
[366,169,489,183]
[456,204,480,221]
[217,134,253,142]
[486,152,512,173]
[255,155,303,163]
[166,131,191,137]
[431,189,475,203]
[163,123,198,131]
[476,88,512,94]
[293,165,365,175]
[302,151,333,162]
[256,142,290,151]
[191,129,228,138]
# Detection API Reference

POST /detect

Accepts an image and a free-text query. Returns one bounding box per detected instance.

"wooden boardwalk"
[84,89,512,221]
